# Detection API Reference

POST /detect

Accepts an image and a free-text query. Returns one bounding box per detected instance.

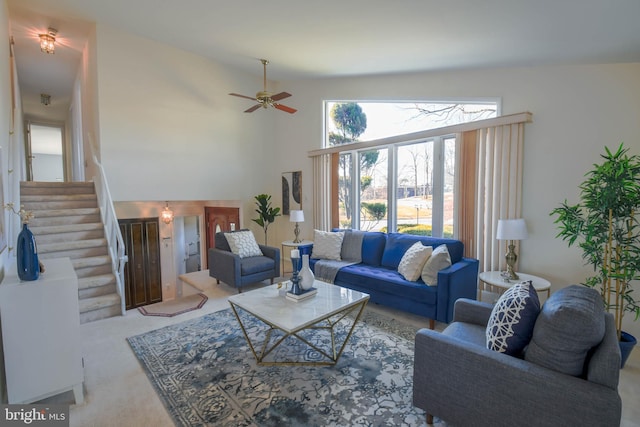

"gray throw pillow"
[524,285,605,377]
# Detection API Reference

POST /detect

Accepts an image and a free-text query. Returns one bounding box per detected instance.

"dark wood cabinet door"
[120,218,162,309]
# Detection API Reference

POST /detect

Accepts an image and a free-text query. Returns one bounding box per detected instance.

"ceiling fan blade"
[244,104,262,113]
[270,92,292,102]
[229,93,257,101]
[274,103,297,114]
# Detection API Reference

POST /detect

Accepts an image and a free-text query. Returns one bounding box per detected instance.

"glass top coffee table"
[228,280,369,366]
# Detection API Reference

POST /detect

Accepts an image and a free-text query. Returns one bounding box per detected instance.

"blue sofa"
[309,231,479,328]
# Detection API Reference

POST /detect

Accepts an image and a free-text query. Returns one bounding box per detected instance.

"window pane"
[443,137,456,238]
[359,148,387,231]
[338,153,353,228]
[325,101,497,148]
[396,141,433,235]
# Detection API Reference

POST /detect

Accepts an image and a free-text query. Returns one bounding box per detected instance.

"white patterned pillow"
[224,231,263,258]
[421,244,452,286]
[311,230,345,260]
[398,242,433,281]
[486,280,541,356]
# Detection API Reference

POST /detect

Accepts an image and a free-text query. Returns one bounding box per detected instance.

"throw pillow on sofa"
[311,230,345,260]
[224,231,263,258]
[486,280,540,356]
[524,284,605,377]
[421,244,452,286]
[398,242,433,281]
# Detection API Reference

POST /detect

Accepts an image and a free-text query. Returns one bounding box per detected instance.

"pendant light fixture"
[39,28,57,54]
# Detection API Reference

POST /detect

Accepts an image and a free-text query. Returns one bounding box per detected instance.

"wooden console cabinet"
[0,257,84,404]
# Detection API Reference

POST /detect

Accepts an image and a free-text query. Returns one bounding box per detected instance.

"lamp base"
[501,268,520,281]
[293,222,301,243]
[503,242,519,281]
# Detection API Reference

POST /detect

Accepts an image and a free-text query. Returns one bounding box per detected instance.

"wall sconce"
[289,210,304,243]
[39,28,57,54]
[496,218,529,280]
[40,94,51,106]
[161,202,174,224]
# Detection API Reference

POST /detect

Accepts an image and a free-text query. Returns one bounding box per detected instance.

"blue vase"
[17,223,39,281]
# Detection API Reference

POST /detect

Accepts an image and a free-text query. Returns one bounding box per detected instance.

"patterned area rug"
[127,306,427,426]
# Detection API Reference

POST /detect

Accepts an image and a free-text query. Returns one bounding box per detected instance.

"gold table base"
[229,299,368,366]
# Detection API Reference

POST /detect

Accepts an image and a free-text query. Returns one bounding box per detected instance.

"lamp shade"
[496,218,528,240]
[290,210,304,223]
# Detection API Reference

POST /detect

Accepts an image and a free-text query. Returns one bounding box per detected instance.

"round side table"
[478,271,551,302]
[281,240,313,274]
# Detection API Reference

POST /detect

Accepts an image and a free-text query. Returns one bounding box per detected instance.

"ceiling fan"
[229,59,297,114]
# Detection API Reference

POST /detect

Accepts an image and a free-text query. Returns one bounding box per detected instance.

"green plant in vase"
[551,143,640,366]
[252,194,281,245]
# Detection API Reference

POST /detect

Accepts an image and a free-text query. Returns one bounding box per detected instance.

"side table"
[478,271,551,302]
[281,240,313,274]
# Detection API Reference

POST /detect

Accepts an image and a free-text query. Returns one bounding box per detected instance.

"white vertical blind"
[475,123,525,273]
[312,154,331,231]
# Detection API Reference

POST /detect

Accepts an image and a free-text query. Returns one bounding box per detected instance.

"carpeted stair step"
[21,199,98,210]
[20,181,95,196]
[31,227,105,244]
[38,238,109,260]
[78,274,118,299]
[79,293,121,324]
[30,222,104,239]
[72,255,113,278]
[79,273,117,290]
[21,193,98,202]
[28,208,101,226]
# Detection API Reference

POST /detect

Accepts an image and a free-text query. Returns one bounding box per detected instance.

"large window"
[326,101,498,237]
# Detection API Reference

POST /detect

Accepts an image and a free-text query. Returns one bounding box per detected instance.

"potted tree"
[551,143,640,367]
[252,194,281,245]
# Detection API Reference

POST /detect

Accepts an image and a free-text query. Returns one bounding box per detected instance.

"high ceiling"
[7,0,640,122]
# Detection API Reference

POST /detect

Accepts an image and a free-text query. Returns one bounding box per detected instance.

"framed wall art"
[281,171,302,215]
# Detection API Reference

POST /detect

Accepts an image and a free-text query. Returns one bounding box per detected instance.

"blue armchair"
[413,293,622,426]
[208,231,280,292]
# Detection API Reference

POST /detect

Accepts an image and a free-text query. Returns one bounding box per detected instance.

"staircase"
[20,181,122,323]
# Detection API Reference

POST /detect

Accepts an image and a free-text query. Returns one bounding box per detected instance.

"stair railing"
[88,137,128,316]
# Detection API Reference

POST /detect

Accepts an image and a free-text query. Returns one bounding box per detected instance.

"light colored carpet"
[38,278,640,427]
[137,293,208,317]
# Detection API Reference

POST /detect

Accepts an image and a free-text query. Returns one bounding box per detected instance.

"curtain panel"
[457,123,526,273]
[312,154,332,231]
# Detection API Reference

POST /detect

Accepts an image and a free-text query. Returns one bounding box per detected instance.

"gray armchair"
[208,231,280,292]
[413,297,622,427]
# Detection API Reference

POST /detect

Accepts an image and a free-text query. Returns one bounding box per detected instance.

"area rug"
[127,306,427,426]
[137,293,208,317]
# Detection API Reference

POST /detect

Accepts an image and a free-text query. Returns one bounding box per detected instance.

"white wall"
[271,63,640,336]
[0,1,10,279]
[94,25,279,211]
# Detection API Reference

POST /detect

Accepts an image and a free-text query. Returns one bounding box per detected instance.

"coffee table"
[228,280,369,366]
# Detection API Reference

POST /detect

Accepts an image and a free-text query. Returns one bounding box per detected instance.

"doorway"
[174,215,201,276]
[27,122,66,182]
[204,207,240,267]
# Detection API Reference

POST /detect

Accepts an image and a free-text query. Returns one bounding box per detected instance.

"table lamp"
[290,210,304,243]
[496,218,528,280]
